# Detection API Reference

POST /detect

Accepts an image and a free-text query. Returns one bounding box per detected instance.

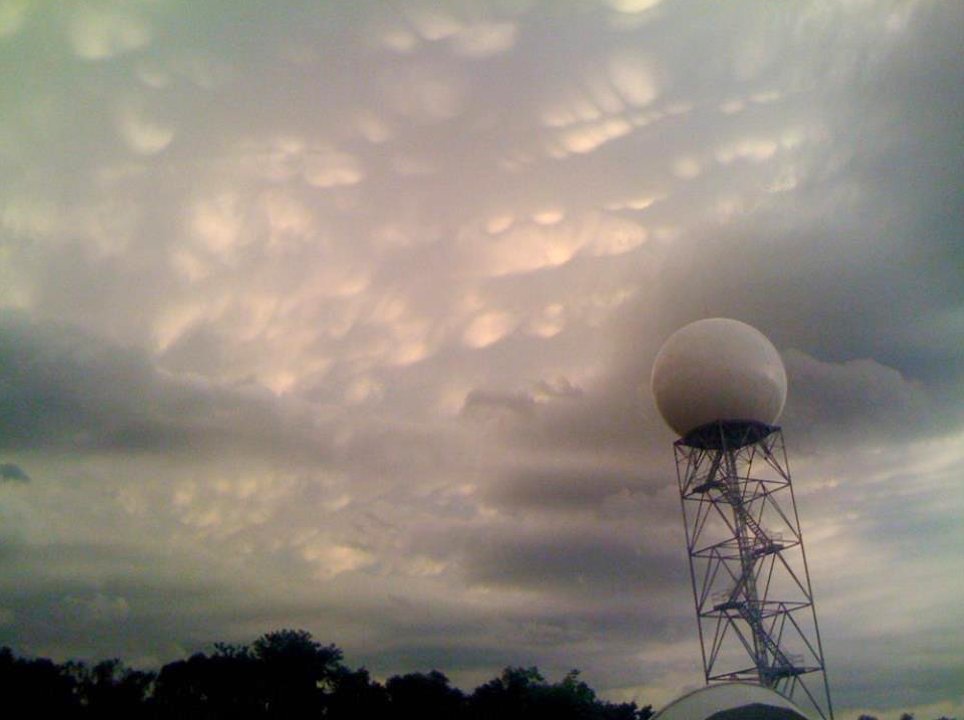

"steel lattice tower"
[674,420,833,720]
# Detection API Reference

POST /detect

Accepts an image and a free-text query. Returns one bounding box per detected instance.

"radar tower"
[652,319,833,720]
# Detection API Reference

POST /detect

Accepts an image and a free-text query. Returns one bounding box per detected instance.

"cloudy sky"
[1,1,962,717]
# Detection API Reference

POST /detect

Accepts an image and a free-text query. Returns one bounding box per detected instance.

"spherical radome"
[652,683,812,720]
[650,318,787,437]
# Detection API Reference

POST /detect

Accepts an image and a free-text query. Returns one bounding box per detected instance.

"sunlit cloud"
[356,112,394,144]
[586,221,647,257]
[303,150,365,188]
[604,194,663,212]
[0,0,27,38]
[302,540,376,580]
[485,225,580,275]
[538,50,657,159]
[532,208,565,225]
[714,138,779,164]
[463,311,517,349]
[116,103,175,155]
[67,4,151,60]
[604,0,664,14]
[261,191,315,244]
[485,214,515,234]
[379,27,420,53]
[558,117,633,154]
[386,320,433,366]
[527,304,567,339]
[192,192,244,254]
[135,60,171,89]
[671,156,702,179]
[400,3,464,42]
[607,50,659,107]
[345,376,385,405]
[462,212,649,278]
[541,100,602,129]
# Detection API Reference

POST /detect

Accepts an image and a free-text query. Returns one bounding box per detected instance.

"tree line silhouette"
[1,629,955,719]
[0,628,650,719]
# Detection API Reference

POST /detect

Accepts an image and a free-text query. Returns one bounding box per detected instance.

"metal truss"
[674,421,834,720]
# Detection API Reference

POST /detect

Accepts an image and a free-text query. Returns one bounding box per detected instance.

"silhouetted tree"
[0,646,79,715]
[469,665,544,719]
[467,666,650,720]
[251,629,344,717]
[69,658,155,718]
[387,669,466,719]
[151,654,213,718]
[152,645,264,719]
[25,633,962,720]
[327,665,390,718]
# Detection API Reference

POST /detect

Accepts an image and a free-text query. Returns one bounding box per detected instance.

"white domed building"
[653,684,813,720]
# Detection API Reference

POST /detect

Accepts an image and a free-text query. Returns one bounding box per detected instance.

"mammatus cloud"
[0,313,329,460]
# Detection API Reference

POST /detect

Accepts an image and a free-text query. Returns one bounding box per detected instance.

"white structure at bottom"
[653,683,813,720]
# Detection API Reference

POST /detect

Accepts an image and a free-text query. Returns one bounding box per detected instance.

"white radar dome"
[653,683,812,720]
[651,318,787,438]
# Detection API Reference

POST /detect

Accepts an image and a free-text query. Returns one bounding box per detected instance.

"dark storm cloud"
[461,378,586,427]
[826,613,964,715]
[465,372,673,493]
[0,463,30,483]
[461,388,536,420]
[667,4,964,380]
[462,524,683,598]
[483,466,641,514]
[781,349,937,447]
[0,539,230,659]
[362,599,692,689]
[0,313,327,459]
